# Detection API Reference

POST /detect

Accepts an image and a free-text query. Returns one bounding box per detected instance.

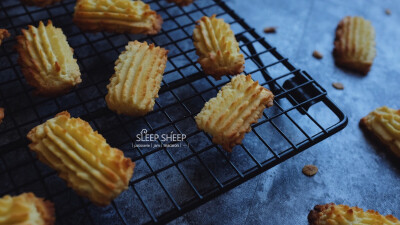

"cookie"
[360,106,400,158]
[333,16,376,75]
[27,111,135,206]
[0,193,55,225]
[106,41,168,117]
[193,15,245,80]
[195,74,274,152]
[15,21,81,96]
[73,0,162,35]
[308,203,400,225]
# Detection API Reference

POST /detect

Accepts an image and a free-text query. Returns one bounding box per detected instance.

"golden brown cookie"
[15,21,81,96]
[73,0,162,35]
[195,74,274,152]
[0,193,55,225]
[27,111,135,206]
[308,203,400,225]
[20,0,61,7]
[360,106,400,158]
[333,16,376,75]
[0,29,10,46]
[106,41,168,117]
[193,15,245,80]
[167,0,194,6]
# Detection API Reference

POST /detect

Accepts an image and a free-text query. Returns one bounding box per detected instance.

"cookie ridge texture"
[73,0,162,35]
[193,14,245,80]
[0,192,55,225]
[360,106,400,157]
[195,74,274,152]
[106,41,168,117]
[308,203,400,225]
[333,16,376,75]
[27,111,135,206]
[16,20,81,96]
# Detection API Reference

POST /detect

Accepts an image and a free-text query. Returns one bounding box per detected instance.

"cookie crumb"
[302,165,318,176]
[0,108,4,124]
[263,27,276,33]
[385,9,391,15]
[312,50,323,59]
[332,82,344,90]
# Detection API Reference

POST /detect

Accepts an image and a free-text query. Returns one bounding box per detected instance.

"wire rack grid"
[0,0,347,224]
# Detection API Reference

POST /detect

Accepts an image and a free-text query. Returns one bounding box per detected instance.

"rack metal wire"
[0,0,347,224]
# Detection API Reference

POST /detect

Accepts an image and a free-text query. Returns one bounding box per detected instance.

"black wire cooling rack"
[0,0,348,224]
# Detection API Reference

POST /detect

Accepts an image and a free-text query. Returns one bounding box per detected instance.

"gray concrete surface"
[169,0,400,224]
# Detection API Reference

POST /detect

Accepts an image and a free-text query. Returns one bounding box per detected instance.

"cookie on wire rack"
[308,203,400,225]
[193,14,245,80]
[15,20,81,96]
[27,111,135,206]
[106,41,168,117]
[0,29,10,46]
[360,106,400,158]
[195,74,274,152]
[333,16,376,75]
[20,0,61,7]
[167,0,194,7]
[0,193,55,225]
[73,0,163,35]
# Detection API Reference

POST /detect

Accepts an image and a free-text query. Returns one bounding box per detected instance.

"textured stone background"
[169,0,400,224]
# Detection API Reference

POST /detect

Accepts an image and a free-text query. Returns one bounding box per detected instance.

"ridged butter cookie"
[16,21,81,96]
[334,16,376,75]
[193,15,244,80]
[73,0,162,35]
[308,203,400,225]
[0,193,55,225]
[106,41,168,117]
[27,111,135,206]
[360,106,400,158]
[195,74,274,152]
